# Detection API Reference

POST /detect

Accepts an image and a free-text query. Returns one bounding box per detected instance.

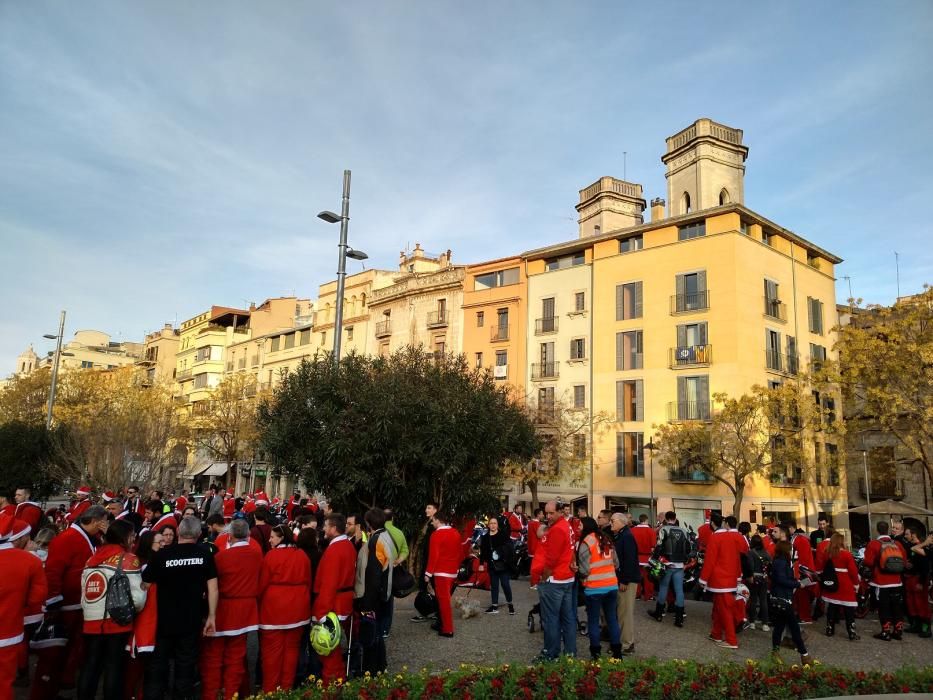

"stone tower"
[662,118,748,217]
[15,345,38,375]
[575,177,646,238]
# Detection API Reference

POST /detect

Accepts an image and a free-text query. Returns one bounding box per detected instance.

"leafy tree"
[654,383,824,516]
[0,421,77,500]
[257,347,540,536]
[0,367,51,425]
[504,391,612,510]
[827,287,933,486]
[186,372,264,487]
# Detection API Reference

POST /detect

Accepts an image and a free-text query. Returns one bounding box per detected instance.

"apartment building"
[136,324,180,386]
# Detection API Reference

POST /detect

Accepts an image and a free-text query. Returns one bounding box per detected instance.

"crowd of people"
[3,483,933,699]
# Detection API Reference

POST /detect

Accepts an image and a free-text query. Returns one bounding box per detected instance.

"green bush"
[252,657,933,699]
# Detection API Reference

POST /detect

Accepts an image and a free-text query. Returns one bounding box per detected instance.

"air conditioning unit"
[494,365,508,379]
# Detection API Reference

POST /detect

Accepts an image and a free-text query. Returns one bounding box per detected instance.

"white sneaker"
[761,623,771,632]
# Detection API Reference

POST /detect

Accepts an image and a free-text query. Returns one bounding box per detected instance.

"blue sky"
[2,1,932,372]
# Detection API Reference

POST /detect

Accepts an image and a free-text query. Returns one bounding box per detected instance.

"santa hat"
[101,490,116,503]
[153,513,178,532]
[0,514,31,544]
[271,497,281,505]
[255,492,269,506]
[76,485,92,498]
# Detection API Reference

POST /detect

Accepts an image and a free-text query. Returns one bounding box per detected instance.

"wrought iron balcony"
[490,325,509,342]
[535,317,558,335]
[770,472,804,488]
[858,477,905,500]
[667,401,712,421]
[764,296,787,321]
[668,468,716,484]
[531,362,559,380]
[426,310,448,328]
[670,290,709,314]
[375,320,392,338]
[670,344,712,368]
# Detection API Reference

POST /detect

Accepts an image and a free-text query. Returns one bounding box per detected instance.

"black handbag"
[392,566,416,598]
[105,554,136,626]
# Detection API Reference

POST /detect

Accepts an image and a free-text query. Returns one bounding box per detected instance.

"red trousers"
[710,593,738,646]
[639,567,655,600]
[29,610,83,700]
[434,576,455,635]
[0,645,18,700]
[905,576,931,620]
[200,635,247,700]
[733,596,747,627]
[320,646,345,687]
[794,584,815,622]
[261,627,302,692]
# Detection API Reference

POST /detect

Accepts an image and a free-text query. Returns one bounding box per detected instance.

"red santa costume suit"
[30,521,96,700]
[311,534,356,686]
[15,500,43,536]
[12,520,45,678]
[0,517,48,700]
[697,519,712,553]
[200,540,264,700]
[124,567,157,700]
[0,503,14,518]
[814,544,859,609]
[507,511,525,541]
[864,534,908,635]
[259,544,312,692]
[222,495,235,524]
[632,522,657,601]
[791,532,817,622]
[174,494,188,515]
[64,488,92,525]
[285,495,301,522]
[426,524,462,636]
[699,527,748,647]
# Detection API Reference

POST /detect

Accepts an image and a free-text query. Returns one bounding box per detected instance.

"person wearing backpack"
[863,520,908,641]
[78,519,146,700]
[647,511,692,627]
[747,535,772,631]
[815,532,860,640]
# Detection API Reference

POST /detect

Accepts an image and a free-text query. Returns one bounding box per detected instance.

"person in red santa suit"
[0,493,15,519]
[14,487,44,537]
[286,489,302,522]
[173,489,189,516]
[698,512,748,649]
[696,510,713,554]
[124,530,163,700]
[64,486,93,525]
[815,531,861,640]
[787,519,817,623]
[311,513,357,686]
[222,490,236,524]
[31,505,108,700]
[632,514,657,601]
[0,516,48,700]
[200,518,264,700]
[507,505,526,542]
[258,524,311,692]
[425,510,462,638]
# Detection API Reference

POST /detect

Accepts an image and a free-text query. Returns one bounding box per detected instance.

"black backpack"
[820,558,839,592]
[105,554,136,626]
[662,526,691,563]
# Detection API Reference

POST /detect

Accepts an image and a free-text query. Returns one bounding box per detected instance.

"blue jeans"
[657,567,685,608]
[537,581,577,659]
[489,568,513,606]
[584,588,620,647]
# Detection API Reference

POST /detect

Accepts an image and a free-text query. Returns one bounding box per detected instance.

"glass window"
[616,432,644,477]
[284,333,295,350]
[616,282,643,321]
[575,292,585,312]
[573,385,585,409]
[475,352,483,368]
[495,350,507,366]
[474,267,520,290]
[573,434,586,460]
[620,235,643,253]
[476,311,484,327]
[270,336,281,352]
[570,338,586,359]
[678,222,706,240]
[299,329,311,345]
[346,326,354,341]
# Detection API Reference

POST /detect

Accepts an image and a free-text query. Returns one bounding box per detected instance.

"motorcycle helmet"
[647,557,664,584]
[310,612,341,656]
[414,590,436,617]
[735,582,750,601]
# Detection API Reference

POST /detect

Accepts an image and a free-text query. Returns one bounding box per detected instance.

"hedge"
[252,657,933,699]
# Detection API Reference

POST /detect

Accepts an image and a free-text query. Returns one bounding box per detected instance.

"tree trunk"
[529,480,539,512]
[732,482,745,519]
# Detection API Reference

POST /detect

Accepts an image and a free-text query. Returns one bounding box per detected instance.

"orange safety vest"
[582,534,618,591]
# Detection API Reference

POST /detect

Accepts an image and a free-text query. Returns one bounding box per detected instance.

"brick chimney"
[651,197,666,222]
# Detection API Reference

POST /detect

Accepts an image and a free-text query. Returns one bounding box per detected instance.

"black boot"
[589,644,601,660]
[647,603,664,622]
[825,620,835,637]
[905,616,921,634]
[674,606,685,628]
[846,622,860,641]
[609,643,623,659]
[920,621,932,639]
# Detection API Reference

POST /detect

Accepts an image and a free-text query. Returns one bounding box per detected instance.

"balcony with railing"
[250,355,259,367]
[764,297,787,321]
[490,325,509,342]
[535,317,558,335]
[858,477,905,500]
[426,310,448,328]
[765,350,799,375]
[177,368,192,380]
[375,320,392,338]
[770,470,804,488]
[531,362,559,381]
[670,290,709,314]
[669,344,712,368]
[668,467,716,484]
[237,358,246,370]
[667,400,712,421]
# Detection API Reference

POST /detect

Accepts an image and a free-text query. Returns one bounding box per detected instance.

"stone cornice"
[370,268,465,305]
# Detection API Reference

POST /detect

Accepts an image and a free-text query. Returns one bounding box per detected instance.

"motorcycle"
[853,548,873,619]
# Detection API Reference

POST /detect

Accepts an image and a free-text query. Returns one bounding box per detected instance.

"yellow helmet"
[310,612,341,656]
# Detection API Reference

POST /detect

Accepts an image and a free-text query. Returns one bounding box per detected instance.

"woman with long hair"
[769,540,812,665]
[259,524,312,692]
[816,532,860,640]
[126,530,162,700]
[479,513,515,614]
[576,517,621,659]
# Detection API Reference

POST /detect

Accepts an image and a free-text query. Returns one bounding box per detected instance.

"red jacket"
[214,532,262,553]
[15,502,43,535]
[632,524,656,565]
[697,523,712,552]
[527,519,544,556]
[286,497,301,522]
[0,544,47,648]
[507,512,525,540]
[791,533,815,581]
[540,517,574,584]
[174,495,188,514]
[864,536,907,589]
[426,525,462,579]
[223,497,235,519]
[64,498,91,525]
[127,582,157,657]
[81,545,146,635]
[211,541,264,636]
[815,547,859,606]
[259,545,312,629]
[46,523,97,610]
[699,528,748,593]
[312,535,356,621]
[762,535,776,558]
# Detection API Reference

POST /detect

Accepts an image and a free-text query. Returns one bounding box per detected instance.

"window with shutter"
[573,385,585,409]
[616,282,643,321]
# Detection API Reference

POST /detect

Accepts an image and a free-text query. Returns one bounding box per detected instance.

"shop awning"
[672,498,722,511]
[201,462,230,477]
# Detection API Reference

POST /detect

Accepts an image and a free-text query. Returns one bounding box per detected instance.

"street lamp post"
[644,436,657,525]
[862,449,872,534]
[318,170,368,366]
[44,310,66,430]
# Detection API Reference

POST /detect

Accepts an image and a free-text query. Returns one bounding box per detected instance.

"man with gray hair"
[142,515,218,700]
[610,511,641,654]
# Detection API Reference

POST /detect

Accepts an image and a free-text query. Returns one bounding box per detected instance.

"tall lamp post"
[862,448,872,536]
[644,436,657,525]
[44,310,67,430]
[318,170,368,366]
